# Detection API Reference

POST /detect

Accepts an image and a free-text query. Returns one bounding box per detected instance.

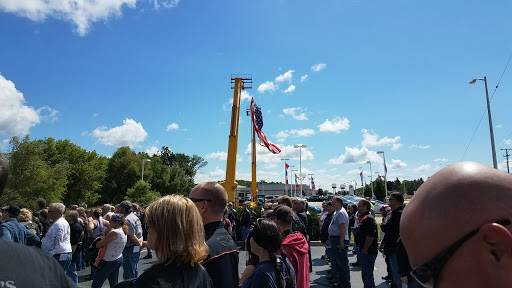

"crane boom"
[221,75,252,203]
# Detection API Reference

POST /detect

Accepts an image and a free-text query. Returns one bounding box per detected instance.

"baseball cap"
[1,204,20,217]
[111,213,125,225]
[119,200,132,211]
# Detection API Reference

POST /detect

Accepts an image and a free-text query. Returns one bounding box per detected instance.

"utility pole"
[502,149,512,173]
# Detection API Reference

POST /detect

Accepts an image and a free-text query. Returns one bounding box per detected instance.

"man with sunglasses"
[380,192,405,288]
[190,182,239,288]
[401,162,512,288]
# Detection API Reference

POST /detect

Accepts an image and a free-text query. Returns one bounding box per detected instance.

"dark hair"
[272,205,294,224]
[350,204,357,212]
[250,219,295,288]
[36,198,46,209]
[0,153,8,194]
[390,192,405,204]
[245,231,260,266]
[359,199,371,211]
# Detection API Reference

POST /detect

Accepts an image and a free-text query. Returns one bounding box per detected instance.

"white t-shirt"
[41,217,72,255]
[103,228,127,261]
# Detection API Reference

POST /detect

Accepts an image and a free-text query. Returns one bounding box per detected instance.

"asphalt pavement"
[77,246,393,288]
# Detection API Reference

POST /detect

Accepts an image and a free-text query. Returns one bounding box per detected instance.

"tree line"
[0,136,207,208]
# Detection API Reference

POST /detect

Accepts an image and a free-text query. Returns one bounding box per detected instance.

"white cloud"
[167,123,179,131]
[413,164,432,173]
[361,129,401,150]
[311,63,327,72]
[409,144,430,149]
[38,106,58,122]
[241,90,251,102]
[206,152,228,161]
[275,70,294,83]
[145,146,161,156]
[194,167,226,183]
[284,85,296,94]
[497,124,503,128]
[0,139,9,151]
[257,81,278,93]
[92,118,147,148]
[0,0,179,36]
[244,143,313,168]
[318,117,350,133]
[328,147,382,165]
[388,159,407,169]
[0,74,44,137]
[504,140,512,145]
[300,75,308,82]
[276,129,315,142]
[283,107,308,120]
[434,158,448,162]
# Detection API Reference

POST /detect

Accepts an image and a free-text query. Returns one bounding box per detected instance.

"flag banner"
[251,98,281,154]
[295,173,299,188]
[360,171,364,187]
[378,174,382,179]
[311,177,315,190]
[285,163,289,184]
[384,162,387,176]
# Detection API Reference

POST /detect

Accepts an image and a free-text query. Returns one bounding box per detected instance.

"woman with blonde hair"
[116,195,212,288]
[17,208,41,238]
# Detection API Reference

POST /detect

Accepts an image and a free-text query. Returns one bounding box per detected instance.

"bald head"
[190,182,228,224]
[401,162,512,286]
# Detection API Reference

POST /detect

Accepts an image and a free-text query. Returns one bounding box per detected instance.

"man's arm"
[0,225,12,241]
[362,236,374,254]
[339,223,347,250]
[128,234,141,246]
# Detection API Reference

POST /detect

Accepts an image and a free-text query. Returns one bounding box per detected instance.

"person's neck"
[257,251,271,262]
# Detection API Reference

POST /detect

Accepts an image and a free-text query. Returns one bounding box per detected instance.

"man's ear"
[480,223,512,263]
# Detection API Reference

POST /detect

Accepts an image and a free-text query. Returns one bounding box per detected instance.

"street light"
[293,144,307,197]
[367,161,374,199]
[470,77,498,169]
[377,151,388,199]
[141,159,151,181]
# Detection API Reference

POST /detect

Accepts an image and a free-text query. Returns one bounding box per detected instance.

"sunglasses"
[410,218,510,287]
[189,198,212,203]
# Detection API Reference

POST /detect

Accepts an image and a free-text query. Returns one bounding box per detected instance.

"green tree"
[102,147,140,204]
[363,184,373,198]
[373,178,386,201]
[317,188,324,196]
[2,136,68,207]
[125,181,160,205]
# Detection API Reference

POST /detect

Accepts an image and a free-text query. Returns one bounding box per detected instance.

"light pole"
[293,144,307,197]
[281,158,290,196]
[377,151,388,199]
[141,159,151,181]
[402,177,406,195]
[470,77,498,169]
[367,161,374,199]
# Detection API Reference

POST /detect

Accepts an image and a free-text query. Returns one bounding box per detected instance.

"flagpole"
[281,158,289,196]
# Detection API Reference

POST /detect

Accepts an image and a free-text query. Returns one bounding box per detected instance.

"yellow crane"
[221,75,252,203]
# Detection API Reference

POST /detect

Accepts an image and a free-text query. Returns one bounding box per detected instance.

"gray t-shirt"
[328,208,350,241]
[124,212,143,247]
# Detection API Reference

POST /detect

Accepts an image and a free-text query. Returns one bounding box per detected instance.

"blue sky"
[1,0,512,191]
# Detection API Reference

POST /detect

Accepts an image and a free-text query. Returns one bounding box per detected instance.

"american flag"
[285,163,289,184]
[311,177,315,190]
[251,98,281,154]
[295,173,299,188]
[360,171,364,186]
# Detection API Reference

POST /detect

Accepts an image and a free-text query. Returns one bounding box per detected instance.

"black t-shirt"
[355,212,378,253]
[0,239,76,287]
[69,221,84,262]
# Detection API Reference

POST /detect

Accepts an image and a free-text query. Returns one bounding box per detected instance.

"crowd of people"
[2,150,512,288]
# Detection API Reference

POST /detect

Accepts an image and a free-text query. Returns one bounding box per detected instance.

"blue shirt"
[0,218,40,246]
[240,257,296,288]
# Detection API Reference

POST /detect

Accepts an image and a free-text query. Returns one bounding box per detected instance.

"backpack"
[20,221,40,237]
